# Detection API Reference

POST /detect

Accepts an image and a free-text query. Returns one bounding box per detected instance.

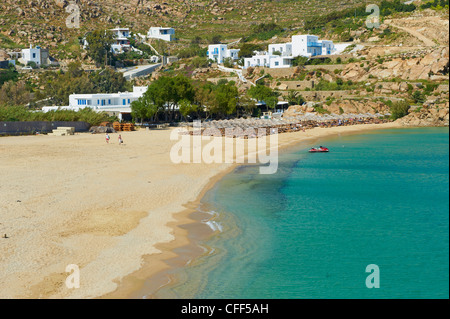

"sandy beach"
[0,121,400,298]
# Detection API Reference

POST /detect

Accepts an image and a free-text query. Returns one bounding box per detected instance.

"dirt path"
[385,20,437,47]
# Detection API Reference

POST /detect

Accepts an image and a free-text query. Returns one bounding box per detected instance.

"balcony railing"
[307,42,323,47]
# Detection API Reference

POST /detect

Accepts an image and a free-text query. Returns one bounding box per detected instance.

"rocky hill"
[395,102,449,126]
[341,47,449,81]
[0,0,373,48]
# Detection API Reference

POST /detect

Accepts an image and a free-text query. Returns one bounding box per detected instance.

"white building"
[20,45,50,67]
[244,54,293,69]
[243,34,336,69]
[268,43,292,57]
[147,27,175,42]
[207,44,240,64]
[42,86,148,121]
[291,35,335,57]
[110,27,131,53]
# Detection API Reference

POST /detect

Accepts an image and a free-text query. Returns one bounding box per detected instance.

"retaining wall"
[0,121,91,136]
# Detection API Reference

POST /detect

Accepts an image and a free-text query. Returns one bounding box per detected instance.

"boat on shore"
[309,146,329,153]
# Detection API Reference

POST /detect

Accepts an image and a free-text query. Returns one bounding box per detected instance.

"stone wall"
[0,121,91,135]
[304,64,346,72]
[207,76,239,84]
[280,90,352,101]
[276,80,315,90]
[243,66,300,78]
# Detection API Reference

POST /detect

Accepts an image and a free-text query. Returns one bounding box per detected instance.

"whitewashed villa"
[207,44,240,64]
[42,86,148,121]
[110,27,131,54]
[244,35,336,69]
[147,27,175,42]
[20,45,51,67]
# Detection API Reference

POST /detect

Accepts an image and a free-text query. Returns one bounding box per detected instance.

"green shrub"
[0,105,115,125]
[389,100,410,120]
[412,90,426,103]
[0,68,19,86]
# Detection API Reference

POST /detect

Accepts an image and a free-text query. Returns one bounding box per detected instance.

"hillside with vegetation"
[0,0,448,126]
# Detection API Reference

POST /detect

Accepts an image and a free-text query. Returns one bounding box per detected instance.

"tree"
[138,75,195,122]
[191,36,202,45]
[223,57,234,68]
[90,67,130,93]
[144,76,174,121]
[41,64,129,105]
[209,34,222,44]
[412,90,425,104]
[210,81,239,117]
[247,84,280,111]
[286,90,305,105]
[179,99,198,120]
[292,56,309,67]
[85,30,115,66]
[238,43,264,58]
[131,95,158,124]
[237,94,256,117]
[0,80,33,106]
[0,67,19,86]
[194,83,215,119]
[390,100,410,120]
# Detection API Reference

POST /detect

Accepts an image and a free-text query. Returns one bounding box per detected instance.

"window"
[275,61,279,66]
[108,99,111,105]
[123,99,126,105]
[128,99,130,104]
[32,53,36,59]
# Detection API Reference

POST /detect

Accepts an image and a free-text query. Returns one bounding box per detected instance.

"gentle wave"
[202,210,223,233]
[205,220,223,233]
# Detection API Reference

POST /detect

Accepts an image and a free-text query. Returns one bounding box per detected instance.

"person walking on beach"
[118,134,123,145]
[105,133,110,143]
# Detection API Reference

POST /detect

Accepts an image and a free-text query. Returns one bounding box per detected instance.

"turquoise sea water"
[168,128,449,299]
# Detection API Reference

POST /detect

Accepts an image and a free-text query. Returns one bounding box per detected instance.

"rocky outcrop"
[283,99,391,117]
[0,50,11,61]
[89,126,116,134]
[341,47,449,81]
[396,102,449,127]
[283,103,316,116]
[325,100,391,115]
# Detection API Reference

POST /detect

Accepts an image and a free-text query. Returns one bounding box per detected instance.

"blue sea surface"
[169,128,449,299]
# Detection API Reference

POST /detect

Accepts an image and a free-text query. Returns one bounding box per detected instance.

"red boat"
[309,146,329,153]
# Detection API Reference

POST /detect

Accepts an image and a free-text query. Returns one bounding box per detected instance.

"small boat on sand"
[309,146,329,153]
